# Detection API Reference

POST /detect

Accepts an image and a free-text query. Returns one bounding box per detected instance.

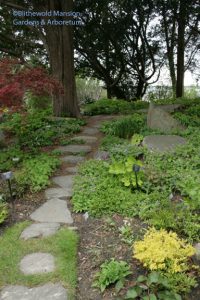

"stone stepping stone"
[73,135,97,144]
[57,144,91,154]
[30,199,73,224]
[20,253,55,275]
[52,175,74,196]
[66,166,78,174]
[143,135,186,152]
[61,155,85,164]
[0,283,67,300]
[45,188,68,200]
[20,223,60,240]
[81,127,99,135]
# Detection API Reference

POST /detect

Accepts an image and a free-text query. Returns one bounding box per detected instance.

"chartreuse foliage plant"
[109,157,144,188]
[0,202,8,224]
[92,259,132,292]
[125,272,182,300]
[133,228,195,274]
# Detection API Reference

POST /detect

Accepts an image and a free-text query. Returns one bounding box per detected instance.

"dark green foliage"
[83,99,148,115]
[100,135,126,151]
[1,110,85,150]
[124,272,182,300]
[0,146,24,172]
[15,153,60,193]
[101,114,146,138]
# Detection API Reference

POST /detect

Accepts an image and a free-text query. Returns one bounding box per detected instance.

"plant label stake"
[133,164,140,189]
[1,171,15,221]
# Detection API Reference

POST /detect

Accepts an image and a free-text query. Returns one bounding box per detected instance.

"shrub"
[101,114,146,138]
[1,111,85,149]
[84,98,134,115]
[0,58,61,107]
[92,259,132,292]
[133,228,195,274]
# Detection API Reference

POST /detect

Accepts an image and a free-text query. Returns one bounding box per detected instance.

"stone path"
[0,116,110,300]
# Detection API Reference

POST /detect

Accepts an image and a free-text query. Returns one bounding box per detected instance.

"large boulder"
[143,135,187,153]
[147,102,185,133]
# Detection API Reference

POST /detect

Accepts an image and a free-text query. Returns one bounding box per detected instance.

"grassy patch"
[0,222,78,299]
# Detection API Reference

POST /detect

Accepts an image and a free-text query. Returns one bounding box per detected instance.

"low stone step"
[20,253,55,275]
[45,188,68,200]
[66,166,78,174]
[20,223,60,240]
[30,199,73,224]
[61,155,85,164]
[52,175,74,195]
[81,127,99,135]
[0,283,67,300]
[73,135,98,144]
[56,145,91,154]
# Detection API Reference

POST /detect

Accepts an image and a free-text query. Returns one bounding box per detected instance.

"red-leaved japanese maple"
[0,58,62,108]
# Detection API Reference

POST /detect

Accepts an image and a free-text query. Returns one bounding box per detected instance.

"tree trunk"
[176,1,186,98]
[44,0,80,117]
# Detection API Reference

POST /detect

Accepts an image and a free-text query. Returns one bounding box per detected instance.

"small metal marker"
[132,164,140,189]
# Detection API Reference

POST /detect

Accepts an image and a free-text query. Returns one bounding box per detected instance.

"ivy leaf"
[115,279,124,292]
[137,275,147,282]
[125,287,138,299]
[148,271,160,284]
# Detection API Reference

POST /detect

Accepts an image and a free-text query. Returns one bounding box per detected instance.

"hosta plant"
[92,259,132,292]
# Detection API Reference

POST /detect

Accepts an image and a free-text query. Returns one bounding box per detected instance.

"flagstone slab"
[57,145,91,154]
[45,188,68,200]
[20,223,60,240]
[61,155,85,164]
[20,253,55,275]
[72,135,98,144]
[52,175,74,195]
[0,283,67,300]
[81,127,99,135]
[30,199,73,224]
[143,135,186,152]
[66,166,78,174]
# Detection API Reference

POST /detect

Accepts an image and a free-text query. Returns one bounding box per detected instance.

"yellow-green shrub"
[133,227,195,274]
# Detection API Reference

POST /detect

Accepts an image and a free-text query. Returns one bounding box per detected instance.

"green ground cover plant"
[0,222,78,300]
[92,259,132,292]
[15,153,60,193]
[124,272,182,300]
[83,98,148,115]
[0,110,85,150]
